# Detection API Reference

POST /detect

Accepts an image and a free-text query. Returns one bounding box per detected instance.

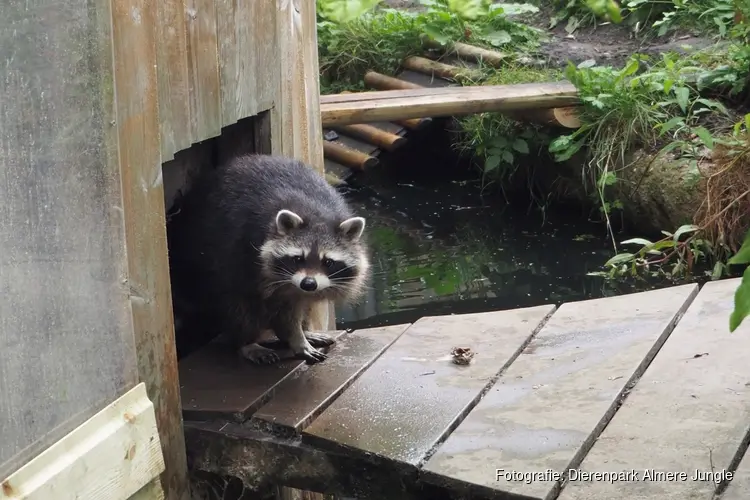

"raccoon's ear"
[338,217,366,241]
[275,209,304,235]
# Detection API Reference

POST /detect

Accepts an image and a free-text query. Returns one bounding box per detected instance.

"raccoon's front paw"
[239,343,281,365]
[305,332,336,348]
[296,344,327,364]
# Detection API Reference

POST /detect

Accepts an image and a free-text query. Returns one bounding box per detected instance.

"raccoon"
[167,154,369,365]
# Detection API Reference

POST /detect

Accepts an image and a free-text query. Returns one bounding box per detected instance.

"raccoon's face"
[258,209,370,303]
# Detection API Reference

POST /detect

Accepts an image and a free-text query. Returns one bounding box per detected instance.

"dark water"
[334,147,704,330]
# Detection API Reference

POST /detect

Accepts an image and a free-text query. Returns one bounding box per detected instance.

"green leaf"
[673,224,700,242]
[318,0,381,22]
[729,265,750,333]
[423,26,451,45]
[484,155,501,172]
[692,126,714,150]
[512,138,530,154]
[652,239,676,251]
[502,150,514,164]
[484,30,512,46]
[604,252,635,267]
[620,238,653,247]
[728,230,750,266]
[674,86,690,114]
[712,261,724,280]
[658,117,685,136]
[447,0,492,19]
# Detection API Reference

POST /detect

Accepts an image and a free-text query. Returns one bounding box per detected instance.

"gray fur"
[167,154,370,364]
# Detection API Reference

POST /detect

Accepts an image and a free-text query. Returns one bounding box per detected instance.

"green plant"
[316,0,541,93]
[548,53,730,246]
[455,65,562,183]
[729,229,750,332]
[547,0,740,37]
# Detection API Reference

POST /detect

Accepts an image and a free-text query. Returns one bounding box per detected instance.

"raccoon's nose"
[299,277,318,292]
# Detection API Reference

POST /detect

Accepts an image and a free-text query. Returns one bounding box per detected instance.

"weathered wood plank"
[0,0,138,480]
[303,305,556,466]
[0,383,164,500]
[320,83,579,126]
[241,0,276,118]
[179,331,345,421]
[111,1,190,499]
[272,0,327,332]
[252,325,411,433]
[214,0,239,126]
[156,0,192,160]
[557,278,750,500]
[185,0,221,141]
[419,284,699,500]
[216,0,276,127]
[723,445,750,499]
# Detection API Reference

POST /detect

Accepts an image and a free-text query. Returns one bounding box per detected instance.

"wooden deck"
[180,278,750,500]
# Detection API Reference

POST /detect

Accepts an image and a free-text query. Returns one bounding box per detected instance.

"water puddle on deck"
[336,174,703,331]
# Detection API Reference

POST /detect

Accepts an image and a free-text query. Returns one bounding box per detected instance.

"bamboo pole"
[503,106,581,129]
[395,117,432,130]
[323,141,379,170]
[330,123,407,151]
[423,39,508,67]
[402,56,484,81]
[364,71,424,91]
[358,74,434,130]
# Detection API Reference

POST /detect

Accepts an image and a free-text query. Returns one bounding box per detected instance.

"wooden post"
[111,2,190,500]
[271,1,330,330]
[272,1,330,497]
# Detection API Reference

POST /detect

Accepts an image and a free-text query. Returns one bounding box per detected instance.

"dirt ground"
[381,1,717,68]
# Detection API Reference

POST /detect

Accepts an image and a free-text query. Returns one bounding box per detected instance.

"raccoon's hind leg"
[239,343,281,365]
[271,313,327,364]
[220,301,284,365]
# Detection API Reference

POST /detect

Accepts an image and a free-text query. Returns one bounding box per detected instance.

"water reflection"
[336,176,700,330]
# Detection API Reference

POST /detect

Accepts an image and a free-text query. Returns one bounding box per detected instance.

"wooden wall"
[1,0,325,499]
[118,0,328,499]
[0,0,139,482]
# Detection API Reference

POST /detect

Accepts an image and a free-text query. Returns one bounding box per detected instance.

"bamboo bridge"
[319,41,582,180]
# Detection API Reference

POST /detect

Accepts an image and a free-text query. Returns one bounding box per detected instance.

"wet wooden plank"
[557,278,750,500]
[179,331,345,422]
[724,446,750,500]
[253,324,411,433]
[185,0,221,142]
[111,2,191,498]
[156,0,191,161]
[421,284,700,500]
[303,305,556,466]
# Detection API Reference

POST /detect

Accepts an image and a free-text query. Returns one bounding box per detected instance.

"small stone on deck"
[557,278,750,500]
[420,284,699,500]
[302,305,556,467]
[252,324,410,432]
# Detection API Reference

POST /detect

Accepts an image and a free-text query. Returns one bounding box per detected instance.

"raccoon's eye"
[322,258,334,268]
[292,255,304,264]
